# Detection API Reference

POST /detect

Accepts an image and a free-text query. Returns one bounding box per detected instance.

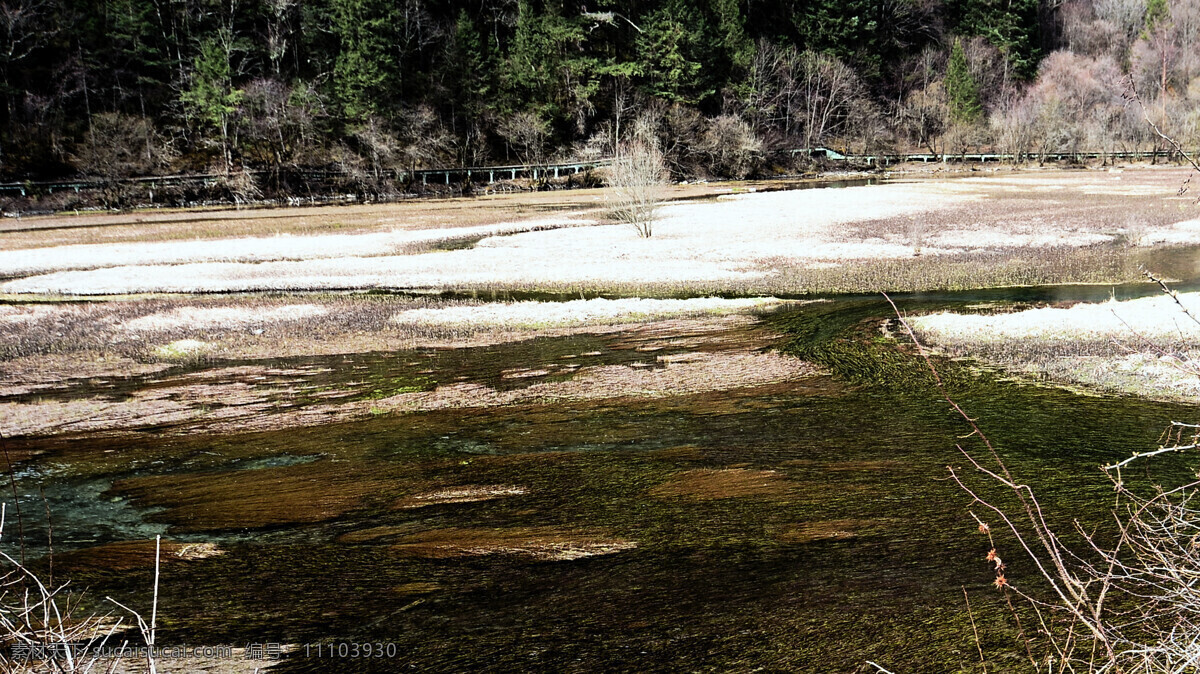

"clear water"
[2,295,1195,672]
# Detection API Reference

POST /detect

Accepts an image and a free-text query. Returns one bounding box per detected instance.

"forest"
[1,0,1196,186]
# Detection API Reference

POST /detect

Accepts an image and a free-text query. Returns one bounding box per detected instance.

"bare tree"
[1006,50,1126,161]
[741,40,794,138]
[743,42,864,152]
[796,50,862,150]
[0,0,52,118]
[262,0,296,78]
[898,46,948,155]
[71,112,175,179]
[399,104,453,175]
[350,115,398,181]
[236,78,323,173]
[991,91,1037,162]
[606,138,667,238]
[1095,0,1149,45]
[699,114,763,179]
[497,109,548,167]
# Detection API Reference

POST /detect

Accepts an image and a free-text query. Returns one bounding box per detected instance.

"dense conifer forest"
[1,0,1195,185]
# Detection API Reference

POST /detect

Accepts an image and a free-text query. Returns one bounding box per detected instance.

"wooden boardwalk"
[0,158,614,197]
[0,147,1181,198]
[795,146,1175,165]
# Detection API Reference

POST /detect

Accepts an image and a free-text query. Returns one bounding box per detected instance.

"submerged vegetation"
[5,252,1200,669]
[1,291,1192,671]
[5,0,1200,671]
[3,89,1200,669]
[890,286,1200,672]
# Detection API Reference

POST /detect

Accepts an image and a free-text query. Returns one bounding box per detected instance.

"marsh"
[4,168,1200,671]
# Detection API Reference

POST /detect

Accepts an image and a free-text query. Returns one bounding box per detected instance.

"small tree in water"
[607,138,668,238]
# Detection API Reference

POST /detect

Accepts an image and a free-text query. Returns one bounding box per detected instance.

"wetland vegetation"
[14,0,1200,668]
[5,169,1200,671]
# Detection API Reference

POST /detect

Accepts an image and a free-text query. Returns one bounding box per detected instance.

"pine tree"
[1145,0,1170,30]
[946,0,1041,79]
[945,39,982,124]
[451,9,490,113]
[636,3,712,104]
[330,0,396,120]
[710,0,752,71]
[180,32,243,168]
[502,1,598,134]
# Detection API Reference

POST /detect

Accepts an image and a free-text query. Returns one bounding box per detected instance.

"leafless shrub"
[795,51,864,151]
[0,499,160,673]
[497,110,549,167]
[888,283,1200,673]
[573,127,611,162]
[399,105,453,175]
[216,167,262,208]
[350,115,400,182]
[605,138,668,238]
[896,46,948,155]
[629,101,704,177]
[698,114,763,179]
[71,113,176,180]
[235,78,325,172]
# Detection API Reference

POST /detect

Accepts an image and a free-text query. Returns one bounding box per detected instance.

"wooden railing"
[794,147,1177,165]
[0,148,1181,198]
[0,158,615,197]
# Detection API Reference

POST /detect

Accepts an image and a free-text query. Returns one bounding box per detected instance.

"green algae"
[4,296,1199,672]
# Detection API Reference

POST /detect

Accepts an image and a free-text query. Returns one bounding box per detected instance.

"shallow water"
[3,294,1197,672]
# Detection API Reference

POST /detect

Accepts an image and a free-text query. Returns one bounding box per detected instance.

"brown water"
[2,298,1193,672]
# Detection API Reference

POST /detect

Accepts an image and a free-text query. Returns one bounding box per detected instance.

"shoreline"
[910,291,1200,403]
[5,167,1193,297]
[6,158,1185,220]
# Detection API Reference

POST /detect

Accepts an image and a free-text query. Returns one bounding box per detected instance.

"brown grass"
[112,464,393,531]
[371,350,815,414]
[9,169,1190,297]
[752,243,1148,296]
[2,312,812,439]
[0,293,480,365]
[0,183,732,251]
[388,526,637,560]
[0,294,787,388]
[647,468,793,500]
[55,540,223,573]
[392,485,527,509]
[773,519,874,543]
[909,295,1200,401]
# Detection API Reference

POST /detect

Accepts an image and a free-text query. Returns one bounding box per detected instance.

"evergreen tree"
[945,39,982,124]
[0,0,1109,181]
[945,0,1041,79]
[330,0,396,120]
[102,0,173,113]
[636,2,712,104]
[450,9,491,115]
[180,32,243,167]
[502,1,598,134]
[1145,0,1170,31]
[710,0,752,71]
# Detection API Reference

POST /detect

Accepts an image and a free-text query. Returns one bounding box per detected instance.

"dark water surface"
[4,295,1198,673]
